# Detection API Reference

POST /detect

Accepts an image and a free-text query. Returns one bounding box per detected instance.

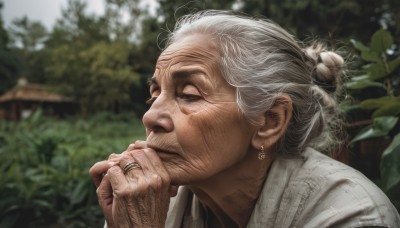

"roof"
[0,83,72,103]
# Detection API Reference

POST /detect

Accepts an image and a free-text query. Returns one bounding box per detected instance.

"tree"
[156,0,236,40]
[154,0,400,46]
[8,16,47,52]
[45,0,141,117]
[0,1,22,94]
[5,16,48,85]
[103,0,142,42]
[239,0,400,45]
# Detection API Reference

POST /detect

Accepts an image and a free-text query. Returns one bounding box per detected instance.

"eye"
[178,94,201,101]
[147,84,160,105]
[177,84,202,102]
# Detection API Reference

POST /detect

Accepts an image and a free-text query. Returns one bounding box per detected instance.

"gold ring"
[122,161,141,174]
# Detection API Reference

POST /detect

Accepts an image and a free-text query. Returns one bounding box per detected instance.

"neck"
[188,149,274,227]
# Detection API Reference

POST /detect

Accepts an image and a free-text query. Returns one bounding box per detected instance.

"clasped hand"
[89,141,176,228]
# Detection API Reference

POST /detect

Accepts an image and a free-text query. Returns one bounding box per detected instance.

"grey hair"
[166,10,345,155]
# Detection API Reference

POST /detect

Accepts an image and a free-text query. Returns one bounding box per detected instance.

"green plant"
[0,111,146,227]
[345,28,400,209]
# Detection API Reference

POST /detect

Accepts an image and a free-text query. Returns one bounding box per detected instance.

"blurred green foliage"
[0,111,146,227]
[345,28,400,209]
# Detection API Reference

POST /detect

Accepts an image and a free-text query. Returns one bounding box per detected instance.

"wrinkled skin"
[90,143,174,227]
[89,34,257,227]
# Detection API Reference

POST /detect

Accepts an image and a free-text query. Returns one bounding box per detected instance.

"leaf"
[373,102,400,117]
[380,133,400,191]
[350,39,382,63]
[363,56,400,80]
[351,116,399,143]
[358,96,400,117]
[70,180,88,205]
[363,63,389,80]
[359,96,398,110]
[345,79,383,90]
[350,39,369,52]
[33,199,52,209]
[339,102,359,113]
[370,28,394,54]
[361,51,382,63]
[387,56,400,74]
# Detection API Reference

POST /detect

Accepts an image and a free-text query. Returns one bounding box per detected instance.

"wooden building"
[0,79,74,121]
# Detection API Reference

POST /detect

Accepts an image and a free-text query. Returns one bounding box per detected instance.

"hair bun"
[315,51,344,82]
[304,44,344,93]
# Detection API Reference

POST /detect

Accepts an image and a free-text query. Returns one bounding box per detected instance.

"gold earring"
[258,145,266,160]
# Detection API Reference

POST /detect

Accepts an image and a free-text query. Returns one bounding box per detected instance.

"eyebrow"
[172,69,206,80]
[148,68,207,87]
[148,78,158,87]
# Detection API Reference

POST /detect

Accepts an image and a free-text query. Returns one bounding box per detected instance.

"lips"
[147,144,178,156]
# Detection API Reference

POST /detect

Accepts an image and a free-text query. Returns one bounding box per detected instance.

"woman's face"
[143,34,255,185]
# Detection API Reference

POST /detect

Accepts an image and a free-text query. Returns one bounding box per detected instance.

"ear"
[251,94,293,151]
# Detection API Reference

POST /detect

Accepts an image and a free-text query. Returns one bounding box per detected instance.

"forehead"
[156,34,220,71]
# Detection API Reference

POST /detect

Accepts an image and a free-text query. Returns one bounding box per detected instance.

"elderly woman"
[90,10,400,227]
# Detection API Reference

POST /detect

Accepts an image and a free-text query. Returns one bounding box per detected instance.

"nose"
[142,97,174,134]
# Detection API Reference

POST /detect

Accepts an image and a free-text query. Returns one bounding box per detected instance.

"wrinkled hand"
[89,152,122,227]
[89,141,173,228]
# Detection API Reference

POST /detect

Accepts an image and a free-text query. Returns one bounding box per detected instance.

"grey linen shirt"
[166,148,400,228]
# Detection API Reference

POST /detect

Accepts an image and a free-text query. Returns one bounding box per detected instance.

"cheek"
[178,99,209,115]
[177,103,251,173]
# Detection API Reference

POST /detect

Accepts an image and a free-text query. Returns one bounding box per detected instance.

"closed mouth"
[147,145,178,155]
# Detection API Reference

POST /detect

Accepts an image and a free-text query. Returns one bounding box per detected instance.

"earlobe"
[251,95,293,150]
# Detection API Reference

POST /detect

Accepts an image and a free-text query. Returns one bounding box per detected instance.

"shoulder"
[271,148,400,227]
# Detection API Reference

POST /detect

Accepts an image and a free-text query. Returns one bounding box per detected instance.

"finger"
[118,154,157,196]
[108,153,122,161]
[96,174,114,224]
[107,165,139,197]
[97,174,113,206]
[126,143,136,151]
[120,158,142,175]
[119,156,144,180]
[128,150,154,173]
[132,140,148,150]
[89,160,118,187]
[130,149,171,191]
[141,148,171,183]
[126,140,147,151]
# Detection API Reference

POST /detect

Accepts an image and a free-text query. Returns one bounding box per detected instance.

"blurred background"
[0,0,399,227]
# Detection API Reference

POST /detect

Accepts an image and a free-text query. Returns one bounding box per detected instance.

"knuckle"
[115,182,150,198]
[121,151,131,157]
[127,143,135,150]
[115,185,134,198]
[132,149,146,159]
[107,166,120,175]
[134,140,146,145]
[133,140,147,149]
[108,153,118,160]
[149,174,163,189]
[164,176,171,185]
[159,172,171,185]
[135,179,149,195]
